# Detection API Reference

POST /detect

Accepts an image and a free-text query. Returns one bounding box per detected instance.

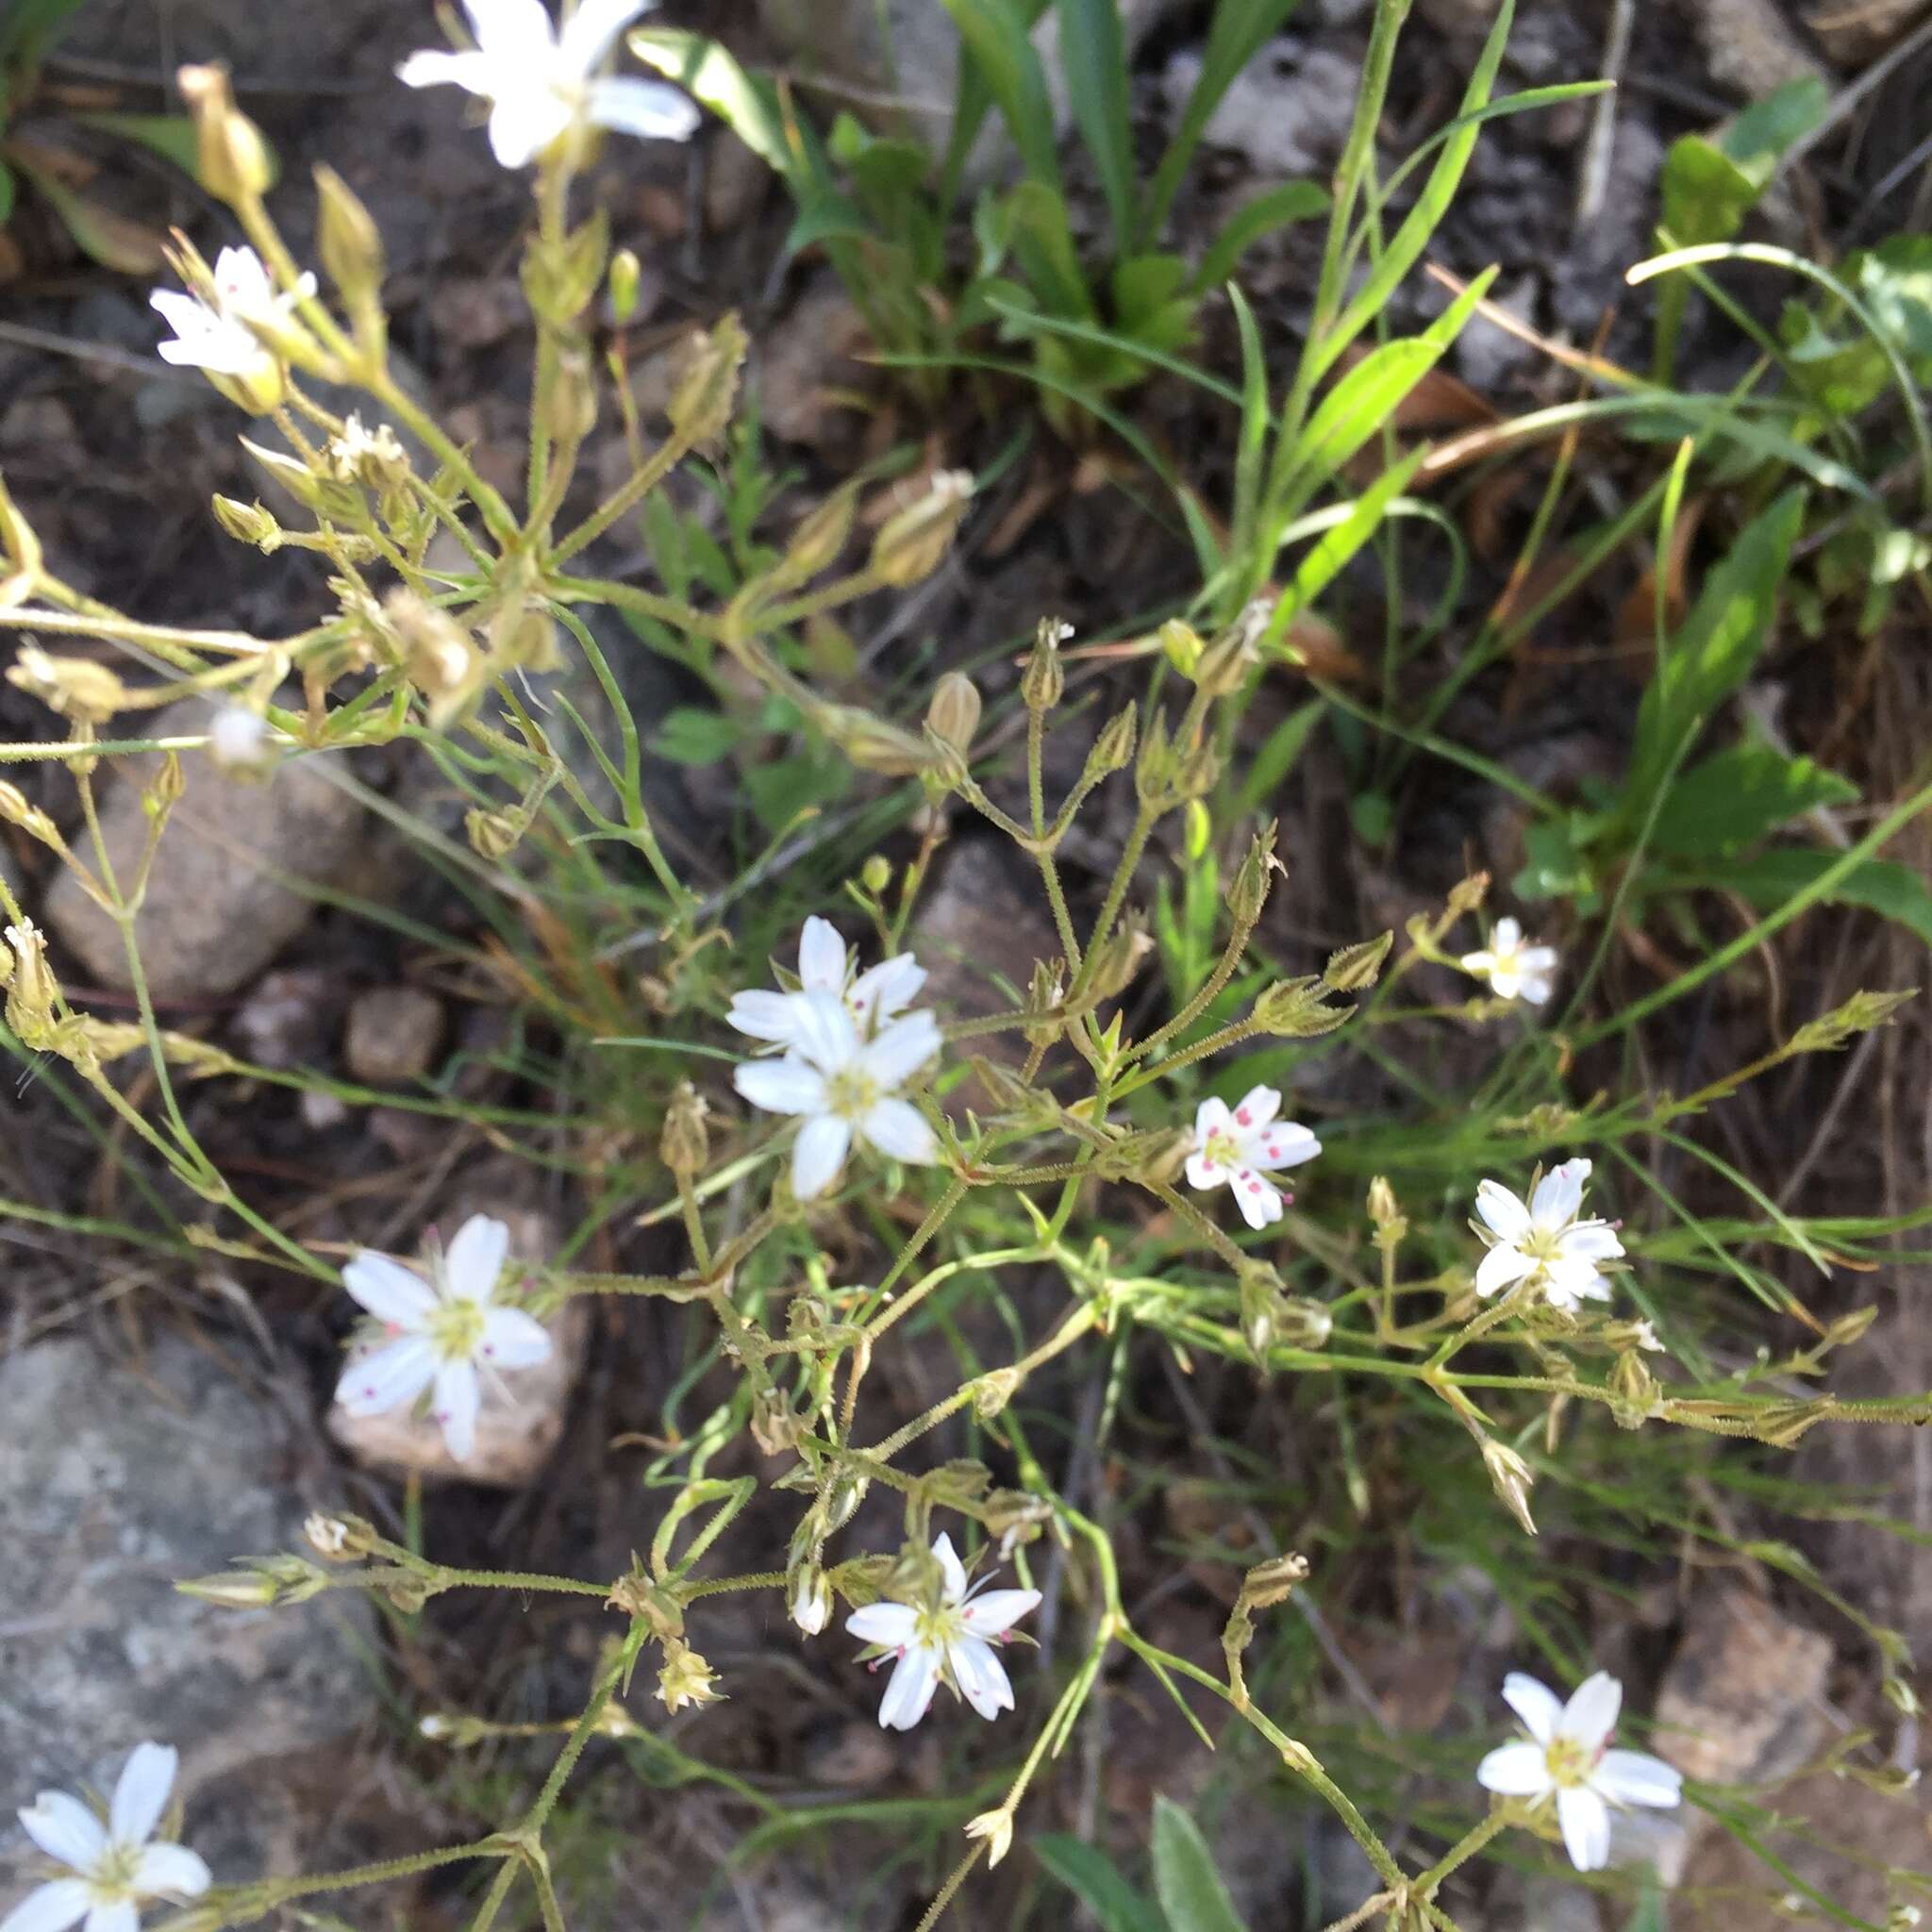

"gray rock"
[343,985,445,1086]
[0,1336,376,1897]
[43,698,364,1001]
[1167,41,1363,182]
[756,0,1186,165]
[1454,273,1541,394]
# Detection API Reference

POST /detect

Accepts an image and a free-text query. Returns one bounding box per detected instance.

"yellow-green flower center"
[911,1601,968,1651]
[89,1843,142,1901]
[1203,1128,1241,1168]
[426,1296,487,1362]
[1543,1735,1593,1789]
[824,1065,882,1121]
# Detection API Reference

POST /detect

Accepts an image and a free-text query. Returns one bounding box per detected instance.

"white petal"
[1474,1180,1532,1241]
[859,1009,941,1089]
[1561,1671,1623,1754]
[727,989,814,1045]
[1229,1168,1285,1231]
[796,917,848,994]
[845,1602,918,1647]
[586,75,702,141]
[1241,1122,1321,1173]
[947,1635,1015,1720]
[341,1252,437,1327]
[850,954,925,1026]
[859,1098,937,1166]
[1543,1254,1612,1307]
[1593,1750,1682,1809]
[1530,1159,1589,1230]
[958,1589,1039,1639]
[559,0,652,73]
[108,1741,175,1846]
[1458,948,1496,979]
[877,1642,941,1730]
[1557,1785,1611,1873]
[335,1336,438,1415]
[1475,1740,1553,1797]
[931,1533,968,1603]
[1501,1673,1565,1745]
[443,1214,510,1303]
[82,1905,137,1932]
[1229,1086,1280,1132]
[462,0,559,58]
[788,991,860,1074]
[397,47,493,92]
[1519,969,1556,1006]
[1191,1095,1230,1144]
[210,246,272,307]
[734,1056,827,1117]
[478,1307,553,1370]
[1492,917,1523,951]
[432,1360,482,1462]
[1558,1221,1623,1261]
[1183,1152,1224,1190]
[18,1795,106,1873]
[131,1843,213,1898]
[791,1113,853,1200]
[486,88,575,168]
[148,289,213,336]
[1474,1241,1535,1298]
[0,1880,91,1932]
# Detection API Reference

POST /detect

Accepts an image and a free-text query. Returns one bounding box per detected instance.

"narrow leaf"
[1152,1797,1249,1932]
[1189,180,1329,295]
[941,0,1062,191]
[1056,0,1135,252]
[1034,1838,1166,1932]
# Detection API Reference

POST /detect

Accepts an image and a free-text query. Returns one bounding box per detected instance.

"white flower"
[150,245,313,381]
[790,1571,832,1637]
[1461,916,1559,1005]
[844,1534,1041,1731]
[1473,1158,1624,1312]
[727,916,926,1049]
[398,0,700,170]
[1185,1085,1322,1231]
[1477,1670,1682,1872]
[732,991,940,1200]
[206,705,274,772]
[333,1213,552,1462]
[6,1740,211,1932]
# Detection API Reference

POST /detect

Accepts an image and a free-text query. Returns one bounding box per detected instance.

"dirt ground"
[2,0,1930,1926]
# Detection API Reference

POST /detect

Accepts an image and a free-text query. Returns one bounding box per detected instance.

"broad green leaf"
[0,162,14,226]
[1056,0,1135,252]
[1189,179,1329,295]
[1630,487,1806,799]
[1034,1836,1166,1932]
[1144,0,1303,240]
[1005,178,1094,320]
[941,0,1062,192]
[1310,0,1512,382]
[1293,273,1492,485]
[75,110,279,190]
[652,707,741,766]
[8,151,165,273]
[1152,1796,1249,1932]
[1648,742,1857,858]
[1718,76,1830,185]
[1693,848,1932,948]
[1658,137,1757,249]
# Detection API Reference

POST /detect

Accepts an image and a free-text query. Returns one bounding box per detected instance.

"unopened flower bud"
[1134,707,1172,806]
[970,1367,1021,1421]
[824,704,927,776]
[1083,703,1137,781]
[925,672,982,755]
[1085,917,1152,1003]
[775,483,858,587]
[965,1809,1014,1869]
[465,808,525,859]
[1609,1350,1657,1426]
[176,1569,281,1608]
[211,494,282,550]
[1366,1175,1406,1246]
[4,921,57,1029]
[860,855,892,896]
[313,163,385,312]
[1481,1439,1538,1536]
[870,471,973,588]
[1021,616,1069,711]
[657,1638,724,1714]
[1158,617,1203,678]
[303,1512,362,1561]
[789,1568,832,1637]
[7,644,126,724]
[1252,976,1351,1039]
[177,63,273,204]
[240,438,363,524]
[661,1080,710,1176]
[143,751,186,818]
[1174,741,1221,801]
[0,780,62,848]
[1192,617,1259,698]
[608,246,643,322]
[1323,930,1394,991]
[1227,825,1278,924]
[545,349,599,447]
[1238,1260,1289,1363]
[669,313,747,449]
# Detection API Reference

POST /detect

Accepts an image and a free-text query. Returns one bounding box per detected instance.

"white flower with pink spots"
[1185,1085,1321,1230]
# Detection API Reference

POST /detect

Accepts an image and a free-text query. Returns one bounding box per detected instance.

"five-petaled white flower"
[150,245,313,384]
[1186,1085,1321,1230]
[1461,916,1559,1006]
[6,1740,211,1932]
[399,0,700,170]
[1477,1670,1682,1872]
[727,916,926,1049]
[845,1534,1041,1731]
[334,1214,552,1462]
[1473,1158,1623,1311]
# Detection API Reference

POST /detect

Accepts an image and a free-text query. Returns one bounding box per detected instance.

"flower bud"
[860,855,892,896]
[1366,1175,1407,1247]
[1608,1350,1657,1427]
[1323,930,1394,991]
[823,704,928,776]
[970,1366,1021,1421]
[657,1638,724,1713]
[669,312,747,449]
[313,164,385,315]
[661,1080,710,1177]
[1134,706,1172,806]
[789,1567,832,1637]
[1083,703,1137,782]
[1192,617,1259,698]
[1158,617,1203,678]
[303,1512,365,1561]
[0,779,64,848]
[1227,825,1278,925]
[143,751,186,818]
[7,644,126,724]
[1480,1439,1538,1536]
[1252,976,1351,1039]
[1238,1259,1288,1362]
[4,921,58,1032]
[211,494,283,551]
[177,63,273,204]
[774,483,858,588]
[240,438,363,524]
[387,591,486,729]
[924,672,982,756]
[608,246,643,322]
[465,808,525,859]
[1174,741,1221,801]
[1021,616,1069,711]
[176,1570,281,1608]
[965,1809,1014,1869]
[869,471,974,588]
[1085,917,1152,1003]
